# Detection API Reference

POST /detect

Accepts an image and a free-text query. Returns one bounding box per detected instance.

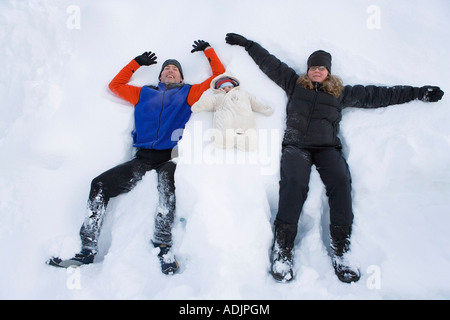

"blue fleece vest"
[133,82,192,150]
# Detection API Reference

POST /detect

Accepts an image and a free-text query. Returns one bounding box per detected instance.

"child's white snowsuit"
[191,73,273,151]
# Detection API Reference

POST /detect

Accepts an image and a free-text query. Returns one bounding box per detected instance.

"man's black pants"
[80,148,176,253]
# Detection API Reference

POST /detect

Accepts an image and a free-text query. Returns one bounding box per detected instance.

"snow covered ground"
[1,0,449,300]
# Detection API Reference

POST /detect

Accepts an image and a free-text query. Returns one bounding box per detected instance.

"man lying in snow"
[47,40,225,275]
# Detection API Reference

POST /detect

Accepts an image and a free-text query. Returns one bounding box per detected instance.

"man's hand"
[134,51,157,66]
[191,40,210,53]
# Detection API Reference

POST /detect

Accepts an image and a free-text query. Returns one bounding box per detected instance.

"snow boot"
[270,223,297,282]
[46,249,95,268]
[152,242,179,275]
[330,224,360,283]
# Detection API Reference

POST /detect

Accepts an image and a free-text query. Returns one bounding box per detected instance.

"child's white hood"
[210,73,240,92]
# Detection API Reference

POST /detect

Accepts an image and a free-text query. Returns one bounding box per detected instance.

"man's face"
[160,64,183,84]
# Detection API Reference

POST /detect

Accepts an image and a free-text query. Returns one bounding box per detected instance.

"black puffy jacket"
[245,42,421,148]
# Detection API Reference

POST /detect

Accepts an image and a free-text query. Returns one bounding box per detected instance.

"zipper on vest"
[151,89,166,148]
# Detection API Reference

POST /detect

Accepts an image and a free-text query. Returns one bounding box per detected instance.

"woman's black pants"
[275,145,354,228]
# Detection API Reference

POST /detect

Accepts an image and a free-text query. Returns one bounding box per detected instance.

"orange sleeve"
[187,48,225,106]
[108,59,142,106]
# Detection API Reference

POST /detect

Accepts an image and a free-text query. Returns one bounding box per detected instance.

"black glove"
[191,40,210,53]
[134,51,157,66]
[225,33,252,49]
[419,86,444,102]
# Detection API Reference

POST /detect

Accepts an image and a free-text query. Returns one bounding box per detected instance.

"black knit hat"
[307,50,332,73]
[159,59,184,80]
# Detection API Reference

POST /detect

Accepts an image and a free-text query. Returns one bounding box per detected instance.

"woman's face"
[307,66,329,83]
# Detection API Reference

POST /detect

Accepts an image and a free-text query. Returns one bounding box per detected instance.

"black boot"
[270,223,297,282]
[46,249,96,268]
[330,224,360,283]
[152,242,179,275]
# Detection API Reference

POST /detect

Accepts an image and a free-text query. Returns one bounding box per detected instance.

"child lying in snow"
[191,74,273,151]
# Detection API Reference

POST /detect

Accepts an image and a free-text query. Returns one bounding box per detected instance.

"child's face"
[222,86,233,93]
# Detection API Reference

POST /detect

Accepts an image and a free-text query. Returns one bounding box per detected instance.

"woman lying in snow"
[225,32,444,283]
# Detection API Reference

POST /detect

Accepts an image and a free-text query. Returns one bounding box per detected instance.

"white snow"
[1,0,449,300]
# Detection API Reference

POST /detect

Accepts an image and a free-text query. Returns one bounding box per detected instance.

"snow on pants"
[275,145,354,228]
[79,148,176,254]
